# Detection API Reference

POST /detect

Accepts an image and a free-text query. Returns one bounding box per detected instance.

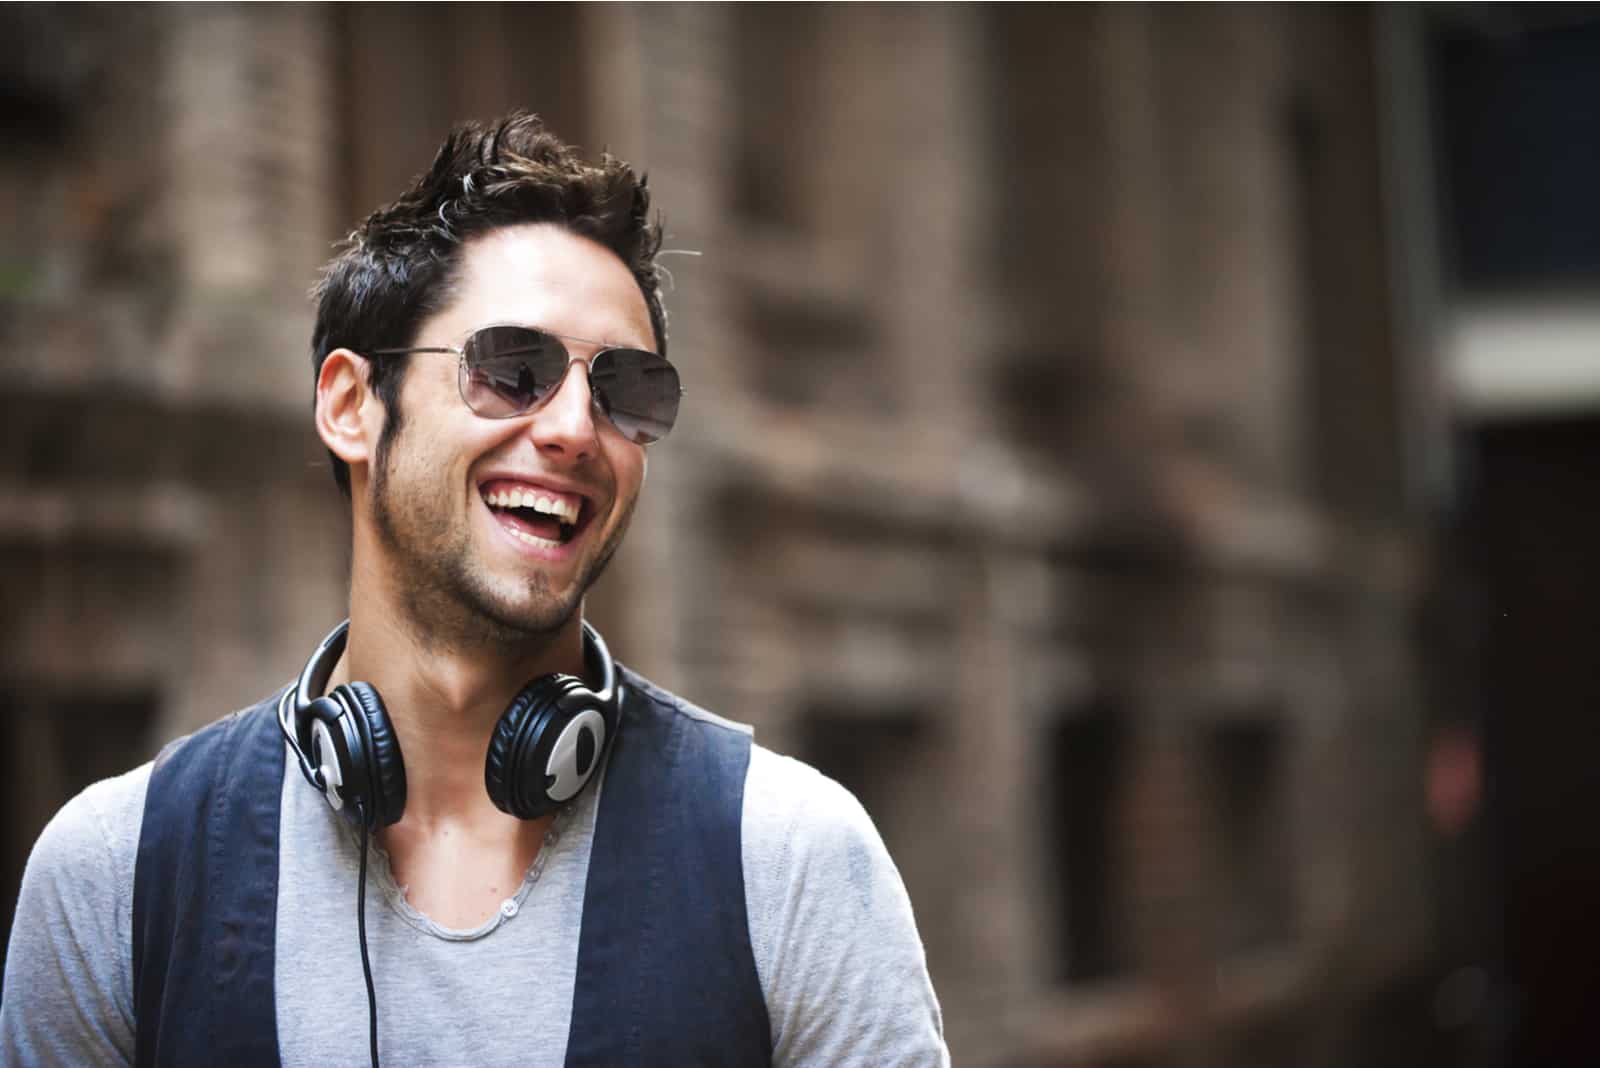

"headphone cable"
[356,801,381,1068]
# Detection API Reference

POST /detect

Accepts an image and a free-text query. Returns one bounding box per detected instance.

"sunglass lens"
[460,327,568,418]
[591,349,681,444]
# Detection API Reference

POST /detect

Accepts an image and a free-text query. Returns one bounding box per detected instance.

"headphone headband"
[579,619,616,709]
[299,619,351,717]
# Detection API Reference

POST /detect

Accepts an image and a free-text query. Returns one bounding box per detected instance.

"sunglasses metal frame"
[368,324,683,443]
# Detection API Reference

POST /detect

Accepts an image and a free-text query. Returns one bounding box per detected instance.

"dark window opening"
[1048,701,1131,984]
[729,6,823,231]
[1204,717,1294,955]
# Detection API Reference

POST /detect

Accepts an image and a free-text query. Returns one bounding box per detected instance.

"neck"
[335,566,589,835]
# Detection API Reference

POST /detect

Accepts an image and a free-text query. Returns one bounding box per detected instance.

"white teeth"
[506,524,562,550]
[484,486,580,524]
[532,495,579,523]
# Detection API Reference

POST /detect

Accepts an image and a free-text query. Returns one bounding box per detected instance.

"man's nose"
[528,360,601,462]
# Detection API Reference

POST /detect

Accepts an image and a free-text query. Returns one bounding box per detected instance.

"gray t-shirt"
[0,715,948,1066]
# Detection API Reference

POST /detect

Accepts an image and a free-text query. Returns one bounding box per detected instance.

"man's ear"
[315,349,378,470]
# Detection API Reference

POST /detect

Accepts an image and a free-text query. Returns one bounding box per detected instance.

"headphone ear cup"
[341,681,407,829]
[486,676,583,820]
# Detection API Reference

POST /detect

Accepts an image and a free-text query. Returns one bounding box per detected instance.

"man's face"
[366,223,654,645]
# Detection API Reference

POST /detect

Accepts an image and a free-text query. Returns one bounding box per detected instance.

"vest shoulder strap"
[566,670,772,1066]
[132,695,286,1068]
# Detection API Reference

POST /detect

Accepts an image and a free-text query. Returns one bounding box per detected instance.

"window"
[1047,701,1132,983]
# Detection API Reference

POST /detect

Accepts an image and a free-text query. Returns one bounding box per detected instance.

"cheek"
[614,444,646,500]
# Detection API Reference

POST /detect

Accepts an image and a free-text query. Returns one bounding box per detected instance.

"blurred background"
[2,3,1596,1065]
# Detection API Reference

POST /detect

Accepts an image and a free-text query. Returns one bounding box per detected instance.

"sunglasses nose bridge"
[526,356,605,445]
[552,350,598,403]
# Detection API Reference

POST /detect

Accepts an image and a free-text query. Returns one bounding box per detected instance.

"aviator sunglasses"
[371,324,683,444]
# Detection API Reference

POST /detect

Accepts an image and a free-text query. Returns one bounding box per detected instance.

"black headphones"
[276,618,621,827]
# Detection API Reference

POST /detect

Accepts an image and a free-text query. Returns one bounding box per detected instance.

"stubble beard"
[369,426,634,655]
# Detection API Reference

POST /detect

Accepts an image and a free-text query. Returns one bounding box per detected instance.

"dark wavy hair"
[311,113,666,497]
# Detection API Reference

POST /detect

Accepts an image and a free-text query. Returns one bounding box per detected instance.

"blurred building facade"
[1,6,1448,1066]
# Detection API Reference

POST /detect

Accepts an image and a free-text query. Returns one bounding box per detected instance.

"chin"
[474,518,626,639]
[464,577,585,641]
[387,546,583,650]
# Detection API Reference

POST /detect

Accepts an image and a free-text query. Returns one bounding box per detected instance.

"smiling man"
[0,115,949,1066]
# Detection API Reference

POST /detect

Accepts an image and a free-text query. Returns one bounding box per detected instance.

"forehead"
[431,223,655,350]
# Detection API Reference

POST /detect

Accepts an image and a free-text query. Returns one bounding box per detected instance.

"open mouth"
[481,482,589,549]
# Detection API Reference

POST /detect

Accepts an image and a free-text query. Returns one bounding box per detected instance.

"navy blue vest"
[131,669,772,1066]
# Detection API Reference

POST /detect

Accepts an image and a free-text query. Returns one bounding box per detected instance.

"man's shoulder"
[23,760,152,897]
[742,743,882,864]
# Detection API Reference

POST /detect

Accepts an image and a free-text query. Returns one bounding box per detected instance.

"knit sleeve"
[741,745,950,1067]
[0,764,150,1067]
